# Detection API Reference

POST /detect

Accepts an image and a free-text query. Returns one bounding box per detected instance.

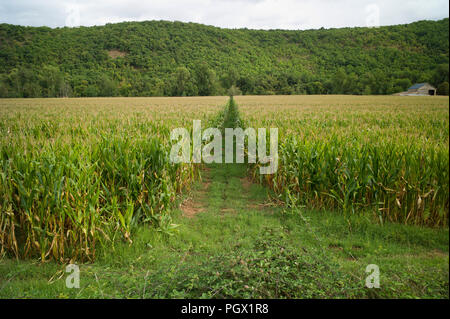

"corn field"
[1,95,448,262]
[238,95,449,227]
[0,97,225,261]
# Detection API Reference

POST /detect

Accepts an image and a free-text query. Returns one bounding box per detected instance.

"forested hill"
[0,18,448,97]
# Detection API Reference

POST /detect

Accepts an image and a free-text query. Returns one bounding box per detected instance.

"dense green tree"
[332,69,347,94]
[393,78,412,92]
[432,64,449,86]
[0,18,448,97]
[220,68,239,90]
[40,65,64,97]
[236,76,255,95]
[97,74,118,97]
[172,67,196,96]
[437,82,449,95]
[195,63,218,96]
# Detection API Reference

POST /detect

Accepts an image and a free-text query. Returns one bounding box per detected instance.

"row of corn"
[0,98,223,262]
[240,96,449,227]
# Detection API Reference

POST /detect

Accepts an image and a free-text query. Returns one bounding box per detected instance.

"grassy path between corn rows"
[0,159,448,298]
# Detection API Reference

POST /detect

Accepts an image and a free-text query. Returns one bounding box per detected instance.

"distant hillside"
[0,19,448,97]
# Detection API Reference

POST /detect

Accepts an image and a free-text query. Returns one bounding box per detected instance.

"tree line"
[0,19,448,97]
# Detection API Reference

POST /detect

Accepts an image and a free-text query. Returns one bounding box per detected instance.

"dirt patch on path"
[240,176,253,191]
[220,208,237,215]
[247,202,263,210]
[181,198,204,218]
[200,179,211,192]
[181,166,211,218]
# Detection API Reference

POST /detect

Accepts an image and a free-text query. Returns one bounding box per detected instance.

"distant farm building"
[394,83,437,96]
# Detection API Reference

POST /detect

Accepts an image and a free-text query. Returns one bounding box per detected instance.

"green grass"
[1,162,448,298]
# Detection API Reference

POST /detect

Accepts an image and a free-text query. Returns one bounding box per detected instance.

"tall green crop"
[239,95,449,227]
[0,97,225,261]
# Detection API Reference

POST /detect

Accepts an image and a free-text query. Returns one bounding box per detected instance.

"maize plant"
[0,97,225,261]
[239,95,449,227]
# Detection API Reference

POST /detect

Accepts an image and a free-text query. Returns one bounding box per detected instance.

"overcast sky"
[0,0,448,30]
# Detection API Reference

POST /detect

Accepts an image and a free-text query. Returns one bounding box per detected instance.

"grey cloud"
[0,0,448,30]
